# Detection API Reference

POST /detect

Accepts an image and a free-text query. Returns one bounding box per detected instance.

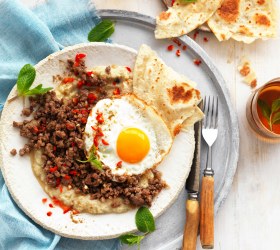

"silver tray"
[98,10,239,250]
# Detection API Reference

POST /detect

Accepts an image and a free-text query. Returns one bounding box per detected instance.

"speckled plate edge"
[97,8,239,216]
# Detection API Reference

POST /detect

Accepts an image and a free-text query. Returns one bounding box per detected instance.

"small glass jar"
[246,78,280,143]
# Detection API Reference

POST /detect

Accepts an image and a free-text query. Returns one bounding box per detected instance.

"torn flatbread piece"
[208,0,277,43]
[133,44,203,137]
[155,0,222,39]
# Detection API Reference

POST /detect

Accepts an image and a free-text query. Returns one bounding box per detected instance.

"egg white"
[84,95,173,175]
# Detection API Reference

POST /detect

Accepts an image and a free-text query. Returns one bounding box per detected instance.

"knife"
[182,118,202,250]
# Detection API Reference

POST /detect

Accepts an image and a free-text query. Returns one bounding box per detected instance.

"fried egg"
[84,94,173,175]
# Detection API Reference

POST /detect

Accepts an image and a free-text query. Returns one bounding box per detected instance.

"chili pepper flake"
[167,45,174,51]
[87,93,97,104]
[116,161,122,168]
[101,139,109,146]
[66,122,75,131]
[96,128,104,137]
[193,31,199,40]
[125,66,132,73]
[52,196,71,214]
[71,142,75,148]
[53,146,56,152]
[63,77,74,84]
[47,211,52,216]
[75,53,86,62]
[112,81,117,86]
[94,135,99,147]
[49,166,58,173]
[77,80,84,89]
[42,198,47,204]
[64,175,71,180]
[113,88,120,95]
[182,45,187,51]
[96,112,104,124]
[86,71,93,76]
[193,59,202,66]
[32,126,39,134]
[203,37,209,42]
[171,0,175,6]
[59,185,63,193]
[56,178,61,187]
[49,203,54,208]
[91,126,97,131]
[74,61,80,67]
[176,49,181,57]
[69,170,78,176]
[81,117,87,124]
[72,97,79,105]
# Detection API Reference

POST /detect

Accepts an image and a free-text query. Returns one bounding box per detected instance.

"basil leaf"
[25,84,52,96]
[119,234,144,246]
[271,98,280,114]
[257,99,271,121]
[88,20,115,42]
[135,207,156,233]
[272,112,280,125]
[17,64,36,96]
[90,158,103,171]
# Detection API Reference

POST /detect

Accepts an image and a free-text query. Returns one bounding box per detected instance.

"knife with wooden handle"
[182,119,201,250]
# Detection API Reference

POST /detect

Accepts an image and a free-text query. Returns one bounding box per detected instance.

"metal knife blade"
[185,118,201,194]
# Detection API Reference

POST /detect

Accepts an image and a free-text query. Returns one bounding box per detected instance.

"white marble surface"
[20,0,280,249]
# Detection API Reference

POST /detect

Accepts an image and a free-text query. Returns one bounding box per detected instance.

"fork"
[200,96,218,249]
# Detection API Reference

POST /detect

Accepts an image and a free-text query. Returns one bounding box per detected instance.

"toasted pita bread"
[155,0,222,39]
[208,0,277,43]
[133,44,203,137]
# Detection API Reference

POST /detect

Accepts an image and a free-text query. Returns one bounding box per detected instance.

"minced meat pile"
[12,56,167,208]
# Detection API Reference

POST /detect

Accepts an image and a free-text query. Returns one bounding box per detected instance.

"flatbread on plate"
[207,0,277,43]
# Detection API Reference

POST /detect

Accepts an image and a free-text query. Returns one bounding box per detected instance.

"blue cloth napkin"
[0,0,121,249]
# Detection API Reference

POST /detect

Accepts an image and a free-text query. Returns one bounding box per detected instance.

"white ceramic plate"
[0,43,195,240]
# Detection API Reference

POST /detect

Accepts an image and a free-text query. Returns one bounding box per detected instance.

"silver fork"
[200,96,218,249]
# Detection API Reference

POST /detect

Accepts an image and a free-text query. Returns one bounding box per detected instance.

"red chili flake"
[49,166,58,173]
[182,45,187,51]
[86,71,93,76]
[96,128,104,137]
[53,146,56,151]
[63,77,74,84]
[49,203,54,208]
[75,53,86,62]
[72,109,79,114]
[77,80,84,89]
[63,207,71,214]
[47,211,52,216]
[176,49,181,57]
[96,113,104,124]
[72,97,79,105]
[193,31,199,40]
[59,185,63,193]
[94,135,99,147]
[116,161,122,168]
[72,209,79,215]
[74,61,79,67]
[101,139,109,146]
[32,126,39,134]
[80,109,88,115]
[52,196,71,214]
[172,38,182,46]
[69,170,77,176]
[87,93,97,104]
[167,45,174,51]
[91,126,97,131]
[112,81,117,86]
[85,81,92,87]
[64,175,71,180]
[42,198,47,204]
[66,123,75,131]
[113,88,120,95]
[193,59,202,66]
[125,66,132,73]
[203,37,209,42]
[171,0,175,6]
[81,117,87,124]
[71,142,75,147]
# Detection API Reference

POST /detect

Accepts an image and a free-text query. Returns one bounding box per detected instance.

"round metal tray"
[97,9,239,250]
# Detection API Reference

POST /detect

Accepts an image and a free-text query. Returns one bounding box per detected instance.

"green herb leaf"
[257,99,271,121]
[271,98,280,114]
[25,84,53,96]
[17,64,36,96]
[89,158,103,171]
[119,234,144,246]
[88,19,115,42]
[272,112,280,125]
[77,146,103,171]
[135,207,156,233]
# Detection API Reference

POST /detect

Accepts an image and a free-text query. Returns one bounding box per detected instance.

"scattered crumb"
[238,58,257,88]
[10,149,17,156]
[70,211,83,224]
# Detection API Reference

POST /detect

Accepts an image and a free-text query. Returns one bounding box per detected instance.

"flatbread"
[133,44,203,137]
[155,0,222,39]
[207,0,277,43]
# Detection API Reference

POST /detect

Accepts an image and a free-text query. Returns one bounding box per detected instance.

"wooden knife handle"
[200,176,214,249]
[182,199,199,250]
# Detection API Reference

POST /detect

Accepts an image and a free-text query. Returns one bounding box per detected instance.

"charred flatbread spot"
[159,11,171,20]
[257,0,265,5]
[255,13,270,26]
[173,124,182,136]
[217,0,240,22]
[239,25,253,36]
[168,85,193,103]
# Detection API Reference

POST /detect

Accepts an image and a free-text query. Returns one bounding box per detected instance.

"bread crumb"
[238,58,257,88]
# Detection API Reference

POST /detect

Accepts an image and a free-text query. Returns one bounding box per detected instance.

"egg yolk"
[116,128,150,163]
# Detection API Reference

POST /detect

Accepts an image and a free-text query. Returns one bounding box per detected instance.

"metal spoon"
[161,0,211,32]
